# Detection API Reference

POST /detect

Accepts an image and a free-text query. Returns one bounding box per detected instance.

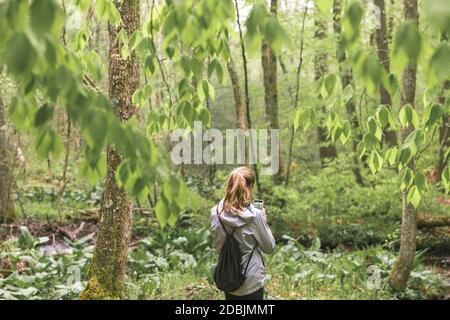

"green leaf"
[342,85,354,103]
[376,105,390,128]
[317,0,333,12]
[385,147,398,166]
[393,21,422,65]
[263,16,289,54]
[365,54,383,91]
[407,185,421,208]
[324,74,337,97]
[198,108,210,128]
[429,44,450,83]
[294,108,311,131]
[400,168,414,190]
[34,104,54,127]
[180,56,192,77]
[182,101,194,123]
[197,80,215,102]
[367,117,378,135]
[132,84,153,107]
[397,147,412,169]
[84,51,105,83]
[342,1,364,46]
[399,104,418,128]
[30,0,57,35]
[4,33,37,77]
[357,140,366,158]
[208,59,224,84]
[82,112,108,148]
[424,104,442,129]
[144,54,156,77]
[368,150,383,174]
[415,171,426,191]
[117,28,130,59]
[340,121,351,145]
[362,133,378,151]
[155,199,170,228]
[382,73,399,97]
[35,128,63,159]
[422,0,450,34]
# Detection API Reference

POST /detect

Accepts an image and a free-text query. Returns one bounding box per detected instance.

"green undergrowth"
[0,223,447,300]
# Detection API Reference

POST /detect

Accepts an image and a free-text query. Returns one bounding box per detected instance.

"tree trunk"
[315,16,337,160]
[388,0,419,292]
[227,56,249,164]
[0,90,16,222]
[438,33,450,179]
[81,0,140,300]
[374,0,397,146]
[333,0,363,184]
[261,0,283,179]
[227,57,247,131]
[438,81,450,179]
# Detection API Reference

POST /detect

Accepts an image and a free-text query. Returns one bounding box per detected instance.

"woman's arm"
[253,210,276,254]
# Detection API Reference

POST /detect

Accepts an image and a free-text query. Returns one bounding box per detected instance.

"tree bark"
[438,87,450,178]
[438,33,450,179]
[261,0,283,179]
[388,0,419,292]
[0,89,16,222]
[315,16,337,160]
[81,0,140,300]
[227,57,247,131]
[374,0,397,146]
[333,0,363,184]
[227,56,249,164]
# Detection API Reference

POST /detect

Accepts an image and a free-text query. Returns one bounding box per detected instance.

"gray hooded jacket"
[210,199,276,296]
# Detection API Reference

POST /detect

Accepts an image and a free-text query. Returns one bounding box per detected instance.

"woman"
[210,166,276,300]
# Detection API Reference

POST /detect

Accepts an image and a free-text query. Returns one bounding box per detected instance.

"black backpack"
[213,207,256,293]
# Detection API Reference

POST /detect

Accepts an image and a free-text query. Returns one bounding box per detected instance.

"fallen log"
[418,215,450,228]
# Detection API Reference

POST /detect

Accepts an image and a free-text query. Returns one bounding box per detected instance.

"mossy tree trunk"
[261,0,283,179]
[81,0,140,300]
[333,0,363,184]
[374,0,397,146]
[0,90,16,222]
[315,14,337,161]
[388,0,419,292]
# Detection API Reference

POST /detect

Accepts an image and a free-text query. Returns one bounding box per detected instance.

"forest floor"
[1,214,449,300]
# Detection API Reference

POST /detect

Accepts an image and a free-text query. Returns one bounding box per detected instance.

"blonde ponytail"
[223,166,255,214]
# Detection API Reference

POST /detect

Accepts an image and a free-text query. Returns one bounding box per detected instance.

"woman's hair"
[223,166,255,214]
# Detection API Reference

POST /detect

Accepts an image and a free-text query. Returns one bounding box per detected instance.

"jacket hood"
[212,199,256,228]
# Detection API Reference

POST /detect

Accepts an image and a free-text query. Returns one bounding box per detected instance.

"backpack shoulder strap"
[243,244,257,277]
[216,206,236,237]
